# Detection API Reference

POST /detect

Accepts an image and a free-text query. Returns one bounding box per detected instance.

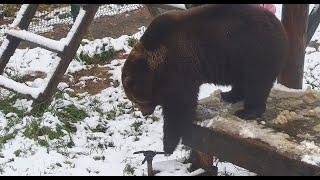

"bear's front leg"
[161,89,198,154]
[221,84,244,103]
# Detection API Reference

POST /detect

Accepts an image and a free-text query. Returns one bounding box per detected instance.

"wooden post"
[278,4,309,89]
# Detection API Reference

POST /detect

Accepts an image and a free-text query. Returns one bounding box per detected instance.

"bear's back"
[161,4,288,85]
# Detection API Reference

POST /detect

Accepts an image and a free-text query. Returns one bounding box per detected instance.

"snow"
[217,162,256,176]
[0,75,41,98]
[273,83,307,93]
[57,82,69,91]
[0,39,10,58]
[9,4,29,28]
[94,4,143,18]
[13,99,33,112]
[302,155,320,166]
[198,84,230,100]
[60,8,86,46]
[153,160,197,176]
[6,29,65,52]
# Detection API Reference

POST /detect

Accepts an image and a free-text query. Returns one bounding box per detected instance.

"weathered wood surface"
[278,4,309,89]
[183,85,320,175]
[0,5,39,74]
[33,5,100,110]
[307,4,320,45]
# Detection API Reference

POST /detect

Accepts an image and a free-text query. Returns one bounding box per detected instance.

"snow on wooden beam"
[147,4,186,10]
[0,75,41,99]
[61,8,86,46]
[9,4,31,28]
[164,4,186,10]
[6,29,65,53]
[0,5,38,75]
[183,85,320,175]
[0,39,10,59]
[32,4,100,108]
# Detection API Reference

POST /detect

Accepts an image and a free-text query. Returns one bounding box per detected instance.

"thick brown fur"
[122,4,289,154]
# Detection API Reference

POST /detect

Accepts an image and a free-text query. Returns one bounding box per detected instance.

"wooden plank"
[182,124,320,176]
[32,5,100,111]
[181,86,320,176]
[278,4,309,89]
[307,4,320,45]
[0,4,38,75]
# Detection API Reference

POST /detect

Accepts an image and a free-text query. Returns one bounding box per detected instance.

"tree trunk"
[278,4,309,89]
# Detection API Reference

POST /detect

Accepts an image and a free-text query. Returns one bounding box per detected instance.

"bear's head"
[122,42,157,116]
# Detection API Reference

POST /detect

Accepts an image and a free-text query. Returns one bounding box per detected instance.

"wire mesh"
[0,4,143,42]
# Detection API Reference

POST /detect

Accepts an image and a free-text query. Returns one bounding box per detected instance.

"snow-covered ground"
[0,4,319,176]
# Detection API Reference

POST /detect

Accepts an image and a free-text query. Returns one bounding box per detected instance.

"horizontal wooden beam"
[146,4,186,11]
[182,124,320,176]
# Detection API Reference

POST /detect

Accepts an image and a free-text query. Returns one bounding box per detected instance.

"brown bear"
[121,4,288,154]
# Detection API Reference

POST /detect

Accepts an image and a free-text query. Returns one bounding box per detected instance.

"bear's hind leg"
[234,81,273,120]
[221,84,244,103]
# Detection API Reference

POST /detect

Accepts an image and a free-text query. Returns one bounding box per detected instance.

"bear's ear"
[140,13,177,51]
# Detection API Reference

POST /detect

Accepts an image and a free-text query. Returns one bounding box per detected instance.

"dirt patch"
[86,6,152,39]
[24,71,47,82]
[62,65,113,95]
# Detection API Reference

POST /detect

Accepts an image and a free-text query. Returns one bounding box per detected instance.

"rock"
[307,107,320,118]
[273,110,303,125]
[313,124,320,132]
